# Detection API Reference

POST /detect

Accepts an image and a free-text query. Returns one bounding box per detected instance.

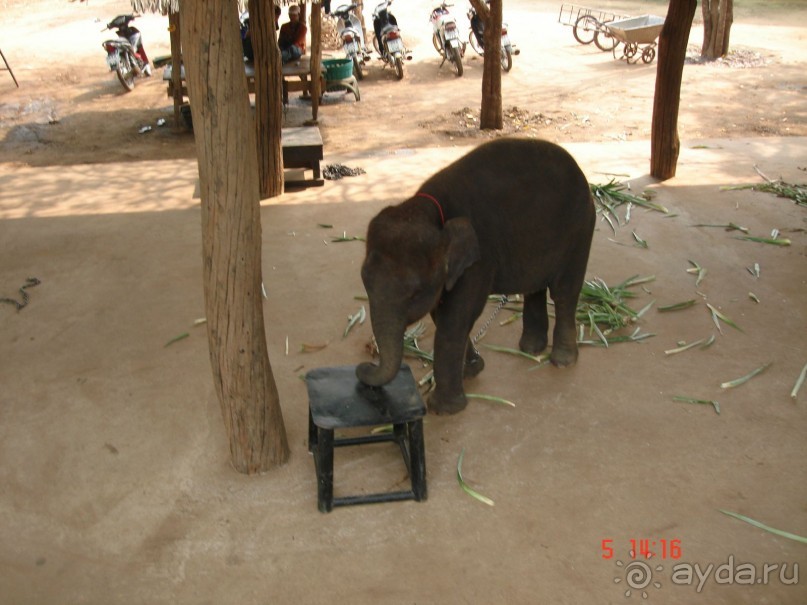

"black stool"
[306,365,427,513]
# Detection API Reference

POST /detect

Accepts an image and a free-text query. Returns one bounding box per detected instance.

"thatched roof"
[131,0,320,15]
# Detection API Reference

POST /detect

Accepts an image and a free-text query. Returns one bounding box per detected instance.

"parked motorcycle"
[371,0,409,80]
[430,2,464,77]
[332,3,371,80]
[467,4,520,72]
[101,14,150,92]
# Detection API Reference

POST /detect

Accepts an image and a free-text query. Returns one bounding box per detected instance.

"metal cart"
[558,4,628,52]
[604,15,665,64]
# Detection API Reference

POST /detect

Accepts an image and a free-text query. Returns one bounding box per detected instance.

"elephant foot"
[519,335,548,356]
[550,345,578,367]
[427,390,468,415]
[463,352,485,378]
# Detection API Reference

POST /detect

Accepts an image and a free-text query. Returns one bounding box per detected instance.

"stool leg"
[308,407,317,453]
[317,428,335,513]
[408,420,427,501]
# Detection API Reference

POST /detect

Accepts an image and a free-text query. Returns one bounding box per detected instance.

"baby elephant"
[356,138,595,414]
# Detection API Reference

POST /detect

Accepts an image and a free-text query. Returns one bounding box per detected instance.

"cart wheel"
[641,46,656,64]
[572,14,598,45]
[623,42,638,59]
[594,29,618,52]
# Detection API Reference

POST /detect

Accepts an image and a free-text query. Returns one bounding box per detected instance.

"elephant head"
[355,207,481,387]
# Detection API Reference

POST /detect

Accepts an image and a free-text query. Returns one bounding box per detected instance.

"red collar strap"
[415,192,445,226]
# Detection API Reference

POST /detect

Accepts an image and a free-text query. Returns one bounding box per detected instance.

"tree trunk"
[179,0,290,473]
[249,0,284,198]
[701,0,733,60]
[650,0,696,181]
[471,0,502,130]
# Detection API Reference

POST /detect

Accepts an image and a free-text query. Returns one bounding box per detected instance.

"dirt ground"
[1,0,806,603]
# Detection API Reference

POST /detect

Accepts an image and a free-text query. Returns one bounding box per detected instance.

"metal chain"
[0,277,41,311]
[472,294,509,344]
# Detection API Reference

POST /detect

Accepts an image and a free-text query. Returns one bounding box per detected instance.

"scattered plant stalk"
[791,362,807,400]
[673,395,720,415]
[720,362,772,389]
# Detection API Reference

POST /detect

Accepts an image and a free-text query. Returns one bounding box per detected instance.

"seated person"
[278,4,307,63]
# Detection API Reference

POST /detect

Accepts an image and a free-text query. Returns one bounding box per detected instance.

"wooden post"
[168,11,183,129]
[310,1,323,123]
[179,0,290,473]
[650,0,696,180]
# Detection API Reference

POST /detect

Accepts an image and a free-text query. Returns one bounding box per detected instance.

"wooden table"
[164,58,324,105]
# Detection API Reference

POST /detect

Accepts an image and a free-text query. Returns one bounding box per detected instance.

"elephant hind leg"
[549,282,583,367]
[519,289,549,355]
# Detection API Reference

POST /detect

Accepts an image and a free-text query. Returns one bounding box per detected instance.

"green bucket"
[323,58,353,81]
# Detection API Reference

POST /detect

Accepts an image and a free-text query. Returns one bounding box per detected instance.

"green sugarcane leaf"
[659,299,697,312]
[706,303,743,333]
[466,393,517,408]
[673,395,720,415]
[165,332,189,347]
[718,510,807,544]
[665,337,709,355]
[482,344,549,364]
[737,235,791,246]
[457,449,495,506]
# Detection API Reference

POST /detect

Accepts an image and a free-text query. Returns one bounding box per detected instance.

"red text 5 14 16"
[601,539,682,560]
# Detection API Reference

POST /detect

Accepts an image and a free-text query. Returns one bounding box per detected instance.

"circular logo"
[614,559,664,599]
[625,561,653,590]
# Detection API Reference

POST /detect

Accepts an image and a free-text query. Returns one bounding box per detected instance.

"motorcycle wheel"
[500,48,512,72]
[432,33,442,54]
[393,56,404,80]
[450,45,463,77]
[468,30,483,56]
[116,53,136,92]
[352,55,364,80]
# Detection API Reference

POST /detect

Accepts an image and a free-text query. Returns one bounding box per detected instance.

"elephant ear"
[443,218,480,291]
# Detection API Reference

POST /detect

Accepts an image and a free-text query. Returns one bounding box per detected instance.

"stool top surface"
[306,365,426,429]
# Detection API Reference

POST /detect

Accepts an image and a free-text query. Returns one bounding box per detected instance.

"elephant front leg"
[428,328,470,415]
[519,289,549,355]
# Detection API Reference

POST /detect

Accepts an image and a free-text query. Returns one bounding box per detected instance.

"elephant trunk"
[356,311,406,387]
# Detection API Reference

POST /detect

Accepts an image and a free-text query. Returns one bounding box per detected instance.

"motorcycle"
[371,0,410,80]
[467,4,520,72]
[430,2,464,77]
[101,14,150,92]
[332,3,371,80]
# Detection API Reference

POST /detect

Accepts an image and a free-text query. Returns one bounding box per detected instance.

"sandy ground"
[1,1,806,604]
